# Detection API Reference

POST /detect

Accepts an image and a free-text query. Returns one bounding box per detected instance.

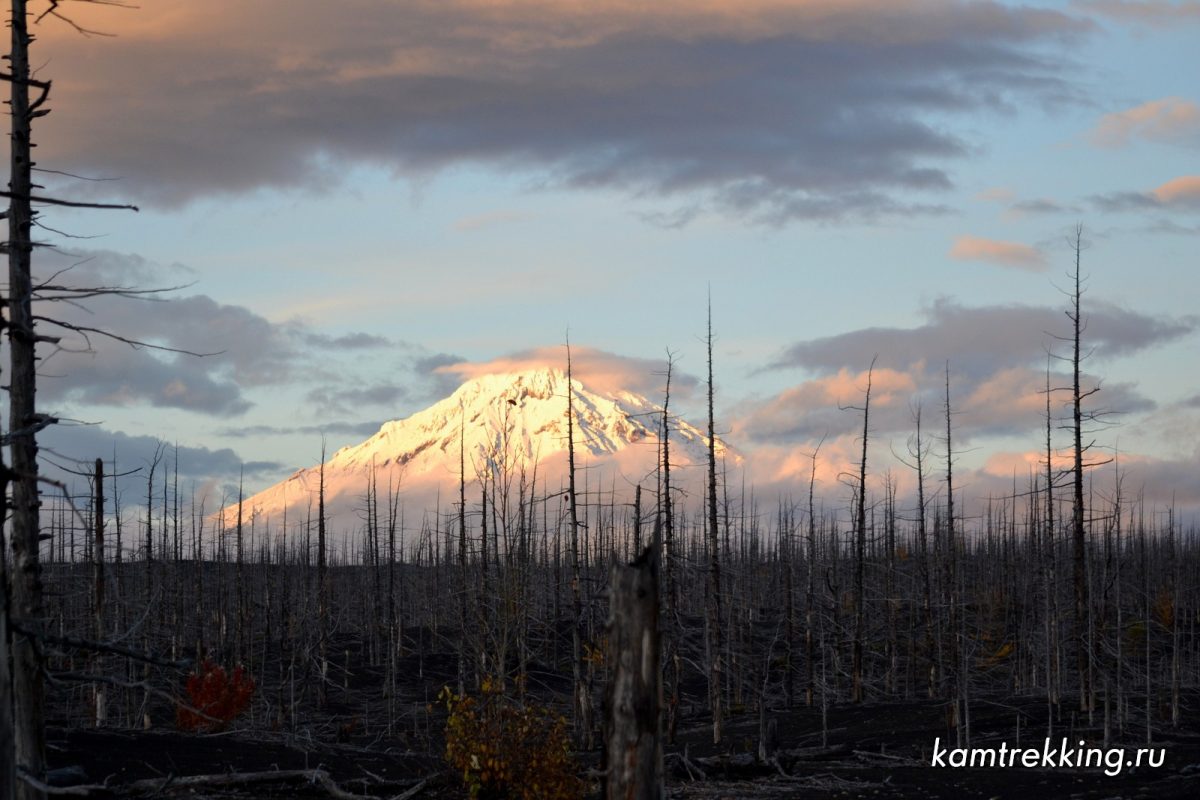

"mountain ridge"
[226,366,727,528]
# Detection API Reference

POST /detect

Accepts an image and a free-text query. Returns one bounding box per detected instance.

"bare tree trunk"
[658,354,679,743]
[0,434,16,800]
[851,359,875,703]
[317,444,328,709]
[805,436,823,708]
[604,548,664,800]
[1043,359,1059,713]
[632,485,642,554]
[566,342,592,747]
[944,364,960,732]
[911,406,935,697]
[1068,225,1090,713]
[704,301,723,743]
[458,417,469,694]
[7,1,46,791]
[235,472,245,665]
[93,459,107,727]
[783,502,794,708]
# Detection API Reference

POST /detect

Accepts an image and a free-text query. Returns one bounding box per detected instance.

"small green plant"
[441,678,581,799]
[176,660,255,732]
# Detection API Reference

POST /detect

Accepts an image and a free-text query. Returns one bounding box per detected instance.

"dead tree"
[846,357,875,703]
[458,411,470,693]
[92,459,106,726]
[565,340,592,746]
[0,421,14,799]
[6,1,46,790]
[317,442,329,709]
[805,434,824,708]
[657,352,680,743]
[1067,225,1092,713]
[2,0,144,779]
[941,363,975,744]
[900,403,935,695]
[704,300,723,743]
[235,471,245,664]
[604,547,663,800]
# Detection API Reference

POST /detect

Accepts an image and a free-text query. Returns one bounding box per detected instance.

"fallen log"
[123,768,369,798]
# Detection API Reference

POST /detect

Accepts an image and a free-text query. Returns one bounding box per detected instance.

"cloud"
[1090,97,1200,148]
[1152,175,1200,205]
[217,421,386,438]
[39,423,284,513]
[36,0,1090,222]
[1073,1,1200,27]
[1007,198,1078,216]
[1092,174,1200,212]
[303,332,392,349]
[948,235,1047,271]
[306,382,409,413]
[1144,219,1200,235]
[767,297,1195,379]
[31,248,408,416]
[736,362,1155,447]
[435,345,698,401]
[735,366,918,443]
[741,293,1184,481]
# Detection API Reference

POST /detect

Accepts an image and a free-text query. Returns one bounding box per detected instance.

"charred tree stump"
[605,547,663,800]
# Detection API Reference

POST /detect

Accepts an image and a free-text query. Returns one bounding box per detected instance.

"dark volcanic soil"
[46,691,1200,799]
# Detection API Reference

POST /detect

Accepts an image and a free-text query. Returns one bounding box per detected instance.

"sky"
[20,0,1200,519]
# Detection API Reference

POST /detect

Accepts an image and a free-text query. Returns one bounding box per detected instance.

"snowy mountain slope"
[225,367,729,529]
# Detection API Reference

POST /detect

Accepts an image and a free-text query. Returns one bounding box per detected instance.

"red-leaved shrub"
[176,660,255,731]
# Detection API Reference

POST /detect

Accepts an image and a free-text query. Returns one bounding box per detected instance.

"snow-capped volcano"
[226,367,726,528]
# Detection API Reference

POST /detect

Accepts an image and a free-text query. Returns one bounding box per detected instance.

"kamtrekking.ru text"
[930,737,1165,777]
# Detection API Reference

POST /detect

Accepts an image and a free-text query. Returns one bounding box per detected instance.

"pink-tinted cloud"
[1152,175,1200,205]
[433,346,698,401]
[734,366,917,444]
[981,449,1075,479]
[1090,97,1200,148]
[948,235,1047,271]
[1092,174,1200,212]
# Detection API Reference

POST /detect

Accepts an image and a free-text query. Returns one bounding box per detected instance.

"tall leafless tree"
[704,299,723,743]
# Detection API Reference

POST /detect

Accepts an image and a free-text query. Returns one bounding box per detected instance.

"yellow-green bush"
[441,678,582,800]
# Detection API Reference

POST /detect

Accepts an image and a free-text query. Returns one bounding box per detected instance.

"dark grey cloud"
[31,249,410,415]
[767,297,1195,379]
[411,352,470,400]
[1145,219,1200,235]
[1090,177,1200,214]
[1090,191,1165,213]
[42,346,253,415]
[1010,198,1079,215]
[217,421,385,438]
[40,423,284,511]
[412,352,466,376]
[304,331,393,350]
[306,382,409,413]
[39,0,1091,222]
